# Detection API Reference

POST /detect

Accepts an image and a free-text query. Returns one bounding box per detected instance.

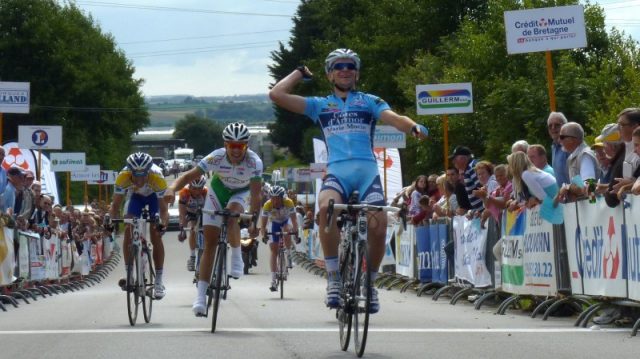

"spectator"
[511,140,529,154]
[613,108,640,193]
[426,174,441,200]
[547,112,570,186]
[557,122,599,200]
[624,127,640,195]
[591,141,611,184]
[449,146,483,214]
[408,175,428,217]
[1,166,25,216]
[507,152,562,224]
[479,164,512,225]
[303,210,314,230]
[594,124,625,207]
[446,166,470,215]
[527,144,555,177]
[30,194,52,233]
[0,147,7,194]
[410,195,431,226]
[433,174,458,219]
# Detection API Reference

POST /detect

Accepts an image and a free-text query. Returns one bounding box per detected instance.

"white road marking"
[0,327,630,335]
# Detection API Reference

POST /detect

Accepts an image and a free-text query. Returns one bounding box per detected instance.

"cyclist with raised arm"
[177,175,208,271]
[260,185,299,292]
[164,122,263,317]
[110,152,169,299]
[269,48,428,313]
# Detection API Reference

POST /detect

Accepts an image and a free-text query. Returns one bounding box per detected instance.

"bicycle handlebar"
[325,199,402,233]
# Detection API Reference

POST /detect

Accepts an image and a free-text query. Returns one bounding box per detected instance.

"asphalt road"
[1,229,639,359]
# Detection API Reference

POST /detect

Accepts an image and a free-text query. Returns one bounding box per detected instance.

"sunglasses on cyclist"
[225,142,248,151]
[331,63,357,71]
[132,170,148,177]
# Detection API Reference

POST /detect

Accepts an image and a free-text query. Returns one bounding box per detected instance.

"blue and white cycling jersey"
[304,91,390,165]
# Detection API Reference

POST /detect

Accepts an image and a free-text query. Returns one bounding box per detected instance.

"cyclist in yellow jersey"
[109,152,170,299]
[261,185,299,292]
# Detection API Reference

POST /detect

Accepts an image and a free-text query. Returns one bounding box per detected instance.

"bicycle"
[196,208,256,333]
[182,210,205,285]
[265,231,298,299]
[107,208,160,326]
[326,192,403,357]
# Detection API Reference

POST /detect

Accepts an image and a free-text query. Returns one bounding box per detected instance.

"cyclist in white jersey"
[165,122,263,317]
[269,48,428,313]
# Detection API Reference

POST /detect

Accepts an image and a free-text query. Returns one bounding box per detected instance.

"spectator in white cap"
[595,124,625,207]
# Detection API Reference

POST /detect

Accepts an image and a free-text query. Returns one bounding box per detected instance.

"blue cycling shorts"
[269,219,291,243]
[127,193,159,218]
[320,160,385,205]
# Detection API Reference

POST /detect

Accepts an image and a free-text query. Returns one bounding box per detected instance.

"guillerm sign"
[416,83,473,115]
[504,5,587,54]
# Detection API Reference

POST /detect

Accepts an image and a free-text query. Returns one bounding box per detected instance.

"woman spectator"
[476,164,512,227]
[408,175,428,217]
[507,152,563,224]
[433,174,458,219]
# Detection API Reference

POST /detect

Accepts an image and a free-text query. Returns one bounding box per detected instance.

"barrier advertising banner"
[0,227,15,285]
[570,199,627,298]
[26,231,45,281]
[380,224,396,270]
[415,226,432,283]
[60,238,72,277]
[431,222,449,284]
[395,224,415,277]
[501,209,526,292]
[44,235,61,280]
[563,201,583,294]
[522,207,557,296]
[453,216,491,287]
[625,196,640,301]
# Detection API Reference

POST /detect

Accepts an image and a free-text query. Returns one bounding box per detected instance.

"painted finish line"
[0,327,628,335]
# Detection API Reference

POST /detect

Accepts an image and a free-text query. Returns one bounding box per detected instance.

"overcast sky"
[66,0,640,97]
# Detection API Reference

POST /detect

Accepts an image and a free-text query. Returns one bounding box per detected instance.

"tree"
[173,115,224,156]
[0,0,148,171]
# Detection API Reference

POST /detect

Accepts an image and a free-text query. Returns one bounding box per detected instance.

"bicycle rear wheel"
[338,241,353,351]
[211,244,226,333]
[353,241,371,357]
[126,246,139,326]
[142,249,154,323]
[279,248,285,300]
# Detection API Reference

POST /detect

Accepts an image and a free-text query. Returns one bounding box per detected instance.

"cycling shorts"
[127,193,159,218]
[269,220,291,244]
[202,186,251,228]
[320,160,385,205]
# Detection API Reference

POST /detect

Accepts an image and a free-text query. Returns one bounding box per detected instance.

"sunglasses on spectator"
[332,63,357,71]
[559,134,576,140]
[225,142,248,151]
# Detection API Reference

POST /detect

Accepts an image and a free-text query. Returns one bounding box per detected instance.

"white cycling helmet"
[190,176,207,189]
[222,122,250,142]
[324,48,361,74]
[126,152,153,174]
[269,185,286,198]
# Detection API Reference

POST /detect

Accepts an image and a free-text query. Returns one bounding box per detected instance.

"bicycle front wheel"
[142,249,154,323]
[353,240,371,357]
[210,245,226,333]
[126,246,139,326]
[338,241,353,351]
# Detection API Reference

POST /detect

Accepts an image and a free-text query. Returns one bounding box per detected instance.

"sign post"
[0,81,31,143]
[416,82,473,170]
[18,125,63,180]
[504,5,587,112]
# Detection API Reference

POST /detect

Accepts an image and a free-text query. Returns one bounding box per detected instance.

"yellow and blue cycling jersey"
[262,197,295,224]
[114,164,167,197]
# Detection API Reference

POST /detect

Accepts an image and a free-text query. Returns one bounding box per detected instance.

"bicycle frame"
[266,231,296,299]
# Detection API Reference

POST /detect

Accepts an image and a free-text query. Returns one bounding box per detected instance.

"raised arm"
[269,66,312,115]
[379,109,428,140]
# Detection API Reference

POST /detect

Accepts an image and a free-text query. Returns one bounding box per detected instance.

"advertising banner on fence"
[415,226,432,283]
[396,224,415,278]
[504,5,587,54]
[416,83,473,115]
[0,227,15,285]
[569,199,627,298]
[0,81,30,113]
[26,231,45,281]
[60,237,72,277]
[563,201,583,294]
[522,207,557,296]
[452,216,491,287]
[380,224,396,270]
[501,209,526,293]
[627,195,640,301]
[44,235,60,280]
[430,222,449,284]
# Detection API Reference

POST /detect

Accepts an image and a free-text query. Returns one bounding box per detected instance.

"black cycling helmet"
[126,152,153,175]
